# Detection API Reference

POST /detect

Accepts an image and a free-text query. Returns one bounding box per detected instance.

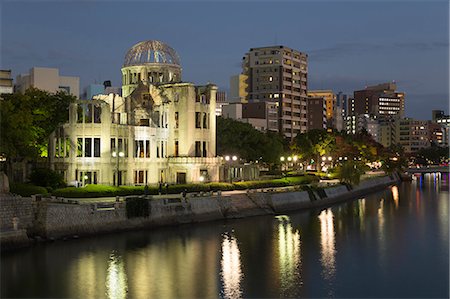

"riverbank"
[0,174,400,250]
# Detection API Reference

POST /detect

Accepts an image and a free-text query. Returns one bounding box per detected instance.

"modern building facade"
[15,67,80,98]
[49,40,220,186]
[221,101,278,132]
[335,92,349,132]
[351,82,404,118]
[242,45,308,139]
[396,118,430,153]
[229,74,248,103]
[306,97,326,130]
[307,90,335,129]
[0,70,13,95]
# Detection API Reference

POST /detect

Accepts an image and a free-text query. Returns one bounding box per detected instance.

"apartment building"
[242,45,308,139]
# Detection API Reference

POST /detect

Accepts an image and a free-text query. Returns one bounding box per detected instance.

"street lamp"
[112,150,124,186]
[224,155,238,183]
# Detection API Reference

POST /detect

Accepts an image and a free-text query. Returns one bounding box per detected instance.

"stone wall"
[2,174,400,248]
[0,195,33,231]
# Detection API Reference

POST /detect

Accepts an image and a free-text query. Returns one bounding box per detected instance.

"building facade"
[229,74,248,103]
[396,118,430,153]
[307,90,335,129]
[15,67,80,98]
[0,70,13,95]
[351,83,404,118]
[242,45,308,139]
[306,96,326,130]
[49,40,220,186]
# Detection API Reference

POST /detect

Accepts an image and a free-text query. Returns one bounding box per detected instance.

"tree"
[336,161,365,186]
[0,88,75,177]
[292,129,335,169]
[216,116,284,164]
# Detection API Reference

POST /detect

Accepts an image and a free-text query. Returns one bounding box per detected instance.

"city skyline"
[1,1,449,119]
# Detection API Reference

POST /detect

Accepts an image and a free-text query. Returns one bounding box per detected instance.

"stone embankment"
[1,174,399,250]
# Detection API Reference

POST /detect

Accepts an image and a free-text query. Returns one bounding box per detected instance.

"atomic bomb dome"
[123,40,181,67]
[121,40,182,98]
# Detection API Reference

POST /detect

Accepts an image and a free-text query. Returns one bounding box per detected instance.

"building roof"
[123,40,181,67]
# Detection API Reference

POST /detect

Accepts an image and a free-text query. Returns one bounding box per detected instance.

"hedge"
[10,183,49,197]
[51,175,320,198]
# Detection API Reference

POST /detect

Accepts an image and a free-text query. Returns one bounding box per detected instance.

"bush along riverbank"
[0,173,400,250]
[47,175,319,198]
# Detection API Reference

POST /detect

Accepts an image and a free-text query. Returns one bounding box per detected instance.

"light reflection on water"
[106,252,128,299]
[391,186,399,209]
[276,215,302,296]
[318,209,336,296]
[1,177,448,298]
[220,233,243,299]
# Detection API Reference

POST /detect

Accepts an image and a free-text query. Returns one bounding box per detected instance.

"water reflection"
[68,252,107,298]
[276,215,302,295]
[318,209,336,293]
[106,252,128,299]
[220,233,243,299]
[391,186,399,209]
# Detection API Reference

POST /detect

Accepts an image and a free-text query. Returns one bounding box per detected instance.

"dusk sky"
[2,1,448,119]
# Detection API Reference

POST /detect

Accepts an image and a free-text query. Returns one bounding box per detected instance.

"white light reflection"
[220,233,243,299]
[391,186,399,209]
[105,252,128,299]
[319,209,336,285]
[277,215,302,295]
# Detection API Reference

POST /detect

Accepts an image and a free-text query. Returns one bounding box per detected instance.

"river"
[1,173,448,298]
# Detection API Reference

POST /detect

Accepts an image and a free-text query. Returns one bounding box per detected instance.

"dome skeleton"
[124,40,181,67]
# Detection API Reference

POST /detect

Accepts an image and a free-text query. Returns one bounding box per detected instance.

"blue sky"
[1,1,448,119]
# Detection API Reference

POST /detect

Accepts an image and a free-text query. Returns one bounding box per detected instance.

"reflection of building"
[307,90,335,129]
[242,45,308,139]
[49,40,220,185]
[15,67,80,98]
[0,69,13,95]
[351,82,404,117]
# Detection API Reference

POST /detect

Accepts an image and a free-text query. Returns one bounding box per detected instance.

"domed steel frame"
[124,40,181,67]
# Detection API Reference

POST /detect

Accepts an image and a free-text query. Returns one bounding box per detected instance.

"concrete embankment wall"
[1,174,399,248]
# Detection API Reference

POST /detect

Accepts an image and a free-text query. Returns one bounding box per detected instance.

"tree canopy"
[0,88,75,162]
[216,116,285,163]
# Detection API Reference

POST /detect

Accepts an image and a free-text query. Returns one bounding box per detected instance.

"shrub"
[206,182,234,191]
[10,183,48,197]
[29,168,66,189]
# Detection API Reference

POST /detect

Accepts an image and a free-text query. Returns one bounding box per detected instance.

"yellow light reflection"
[391,186,399,209]
[277,216,301,294]
[105,252,128,299]
[319,209,336,281]
[221,233,243,299]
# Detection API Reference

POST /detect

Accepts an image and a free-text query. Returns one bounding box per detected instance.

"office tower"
[351,82,404,117]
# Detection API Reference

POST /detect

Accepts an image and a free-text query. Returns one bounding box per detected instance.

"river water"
[1,173,449,298]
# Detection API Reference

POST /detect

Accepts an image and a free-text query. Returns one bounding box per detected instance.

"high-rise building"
[431,110,449,146]
[229,74,248,103]
[0,70,13,95]
[242,45,308,139]
[221,101,278,132]
[307,90,335,128]
[15,67,80,98]
[306,97,326,130]
[351,82,404,117]
[335,92,349,132]
[396,118,429,153]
